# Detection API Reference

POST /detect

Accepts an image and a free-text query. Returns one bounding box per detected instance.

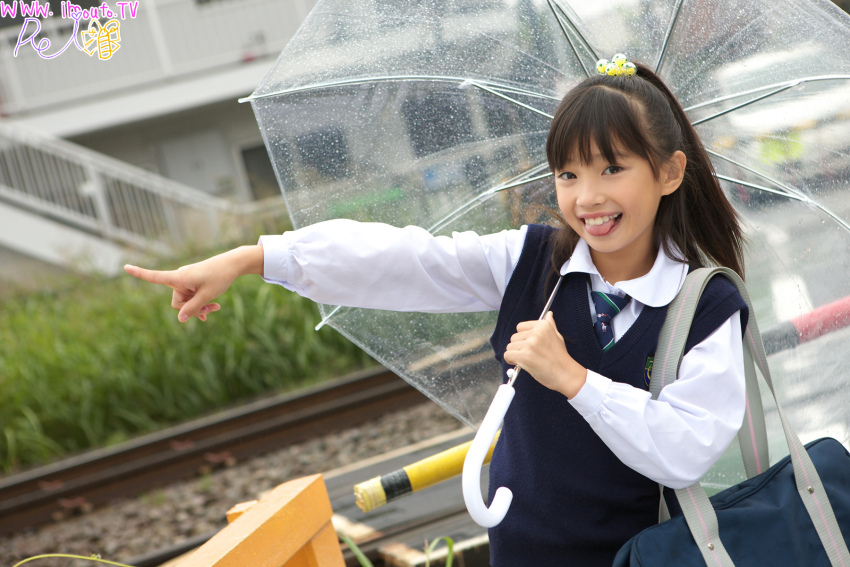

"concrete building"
[0,0,315,286]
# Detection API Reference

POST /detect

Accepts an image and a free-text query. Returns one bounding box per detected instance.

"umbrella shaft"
[506,275,565,387]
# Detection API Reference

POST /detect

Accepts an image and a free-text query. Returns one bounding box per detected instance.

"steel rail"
[0,366,424,537]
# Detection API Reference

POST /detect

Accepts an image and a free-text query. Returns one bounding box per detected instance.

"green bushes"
[0,274,374,472]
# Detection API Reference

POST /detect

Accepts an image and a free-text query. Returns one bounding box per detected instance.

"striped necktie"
[592,291,630,352]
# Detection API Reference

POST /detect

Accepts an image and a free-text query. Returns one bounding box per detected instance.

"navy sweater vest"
[487,224,748,566]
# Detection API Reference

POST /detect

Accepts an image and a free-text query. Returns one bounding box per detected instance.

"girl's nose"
[574,180,605,207]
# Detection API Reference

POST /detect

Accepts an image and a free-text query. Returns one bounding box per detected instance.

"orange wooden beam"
[178,474,344,567]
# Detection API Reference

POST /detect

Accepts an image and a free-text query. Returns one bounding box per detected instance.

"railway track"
[6,313,845,565]
[0,366,426,538]
[125,428,489,567]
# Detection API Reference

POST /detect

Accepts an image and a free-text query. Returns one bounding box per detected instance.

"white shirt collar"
[558,239,688,307]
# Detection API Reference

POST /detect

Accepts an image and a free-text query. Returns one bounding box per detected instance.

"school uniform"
[260,219,747,566]
[488,224,747,565]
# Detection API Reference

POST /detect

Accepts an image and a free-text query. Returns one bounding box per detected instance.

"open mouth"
[583,213,622,236]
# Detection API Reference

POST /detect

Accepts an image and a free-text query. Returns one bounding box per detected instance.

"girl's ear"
[661,150,687,196]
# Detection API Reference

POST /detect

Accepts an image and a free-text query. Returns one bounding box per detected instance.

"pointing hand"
[124,245,264,322]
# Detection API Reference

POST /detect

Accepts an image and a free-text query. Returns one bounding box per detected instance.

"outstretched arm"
[260,220,526,313]
[127,220,527,321]
[124,245,264,322]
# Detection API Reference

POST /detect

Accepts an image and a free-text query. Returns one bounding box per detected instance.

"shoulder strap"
[651,267,850,567]
[650,268,768,479]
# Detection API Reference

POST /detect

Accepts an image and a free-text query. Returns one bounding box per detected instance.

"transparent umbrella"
[243,0,850,492]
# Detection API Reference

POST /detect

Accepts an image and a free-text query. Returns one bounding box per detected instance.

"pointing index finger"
[124,264,179,287]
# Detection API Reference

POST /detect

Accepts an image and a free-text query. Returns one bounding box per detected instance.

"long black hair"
[545,62,745,279]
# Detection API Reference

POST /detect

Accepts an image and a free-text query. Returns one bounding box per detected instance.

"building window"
[295,127,350,180]
[241,145,281,200]
[402,91,473,159]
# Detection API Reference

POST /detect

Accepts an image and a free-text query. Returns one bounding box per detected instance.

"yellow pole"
[354,431,500,512]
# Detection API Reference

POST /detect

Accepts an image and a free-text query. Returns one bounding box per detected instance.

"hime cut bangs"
[546,83,662,178]
[545,64,746,280]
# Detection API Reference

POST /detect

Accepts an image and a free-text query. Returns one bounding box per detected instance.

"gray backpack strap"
[677,483,736,566]
[650,268,850,567]
[651,267,850,567]
[658,484,671,523]
[738,274,850,567]
[650,268,769,477]
[652,267,766,529]
[649,268,738,564]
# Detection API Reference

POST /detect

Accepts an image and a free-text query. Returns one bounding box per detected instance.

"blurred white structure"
[0,122,287,275]
[0,0,315,284]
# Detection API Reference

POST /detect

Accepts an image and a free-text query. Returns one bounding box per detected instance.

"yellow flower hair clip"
[595,53,637,77]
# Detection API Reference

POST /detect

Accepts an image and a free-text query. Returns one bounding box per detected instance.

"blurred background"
[0,0,381,475]
[0,0,319,288]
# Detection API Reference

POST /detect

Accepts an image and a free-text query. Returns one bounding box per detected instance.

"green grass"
[0,272,374,473]
[340,534,455,567]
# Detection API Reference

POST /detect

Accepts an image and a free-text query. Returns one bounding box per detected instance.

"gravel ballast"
[1,401,463,566]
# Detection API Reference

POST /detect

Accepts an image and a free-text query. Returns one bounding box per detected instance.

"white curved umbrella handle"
[462,383,515,528]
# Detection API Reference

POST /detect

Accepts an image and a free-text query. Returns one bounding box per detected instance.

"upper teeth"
[586,215,618,226]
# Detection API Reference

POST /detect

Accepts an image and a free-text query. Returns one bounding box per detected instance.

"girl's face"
[554,141,685,281]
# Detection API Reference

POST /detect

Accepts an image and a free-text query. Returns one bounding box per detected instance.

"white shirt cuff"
[569,370,611,417]
[257,234,296,289]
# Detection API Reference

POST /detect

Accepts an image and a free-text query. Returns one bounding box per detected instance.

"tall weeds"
[0,273,374,472]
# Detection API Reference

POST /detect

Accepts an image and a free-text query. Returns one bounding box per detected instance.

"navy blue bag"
[613,437,850,566]
[613,269,850,567]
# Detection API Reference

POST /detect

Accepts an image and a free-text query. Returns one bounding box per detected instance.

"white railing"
[0,121,287,258]
[0,0,317,115]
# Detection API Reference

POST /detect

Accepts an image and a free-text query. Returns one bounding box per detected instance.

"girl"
[126,62,748,566]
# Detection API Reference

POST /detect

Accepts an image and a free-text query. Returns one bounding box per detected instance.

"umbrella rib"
[428,170,554,235]
[482,84,561,101]
[655,0,686,73]
[710,151,850,233]
[240,75,557,103]
[467,81,554,120]
[683,75,850,113]
[315,304,344,331]
[546,0,595,77]
[714,174,805,202]
[315,167,554,331]
[690,84,795,126]
[709,149,805,201]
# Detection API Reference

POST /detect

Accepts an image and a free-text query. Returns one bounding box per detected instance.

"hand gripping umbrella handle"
[462,275,562,528]
[462,383,515,528]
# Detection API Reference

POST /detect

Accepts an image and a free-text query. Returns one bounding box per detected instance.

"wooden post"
[177,474,344,567]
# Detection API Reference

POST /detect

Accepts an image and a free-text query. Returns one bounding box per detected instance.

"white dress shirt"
[259,219,745,488]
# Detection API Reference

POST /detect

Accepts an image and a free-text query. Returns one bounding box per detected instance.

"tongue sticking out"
[585,215,621,237]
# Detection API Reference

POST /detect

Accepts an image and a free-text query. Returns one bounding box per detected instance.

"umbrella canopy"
[244,0,850,483]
